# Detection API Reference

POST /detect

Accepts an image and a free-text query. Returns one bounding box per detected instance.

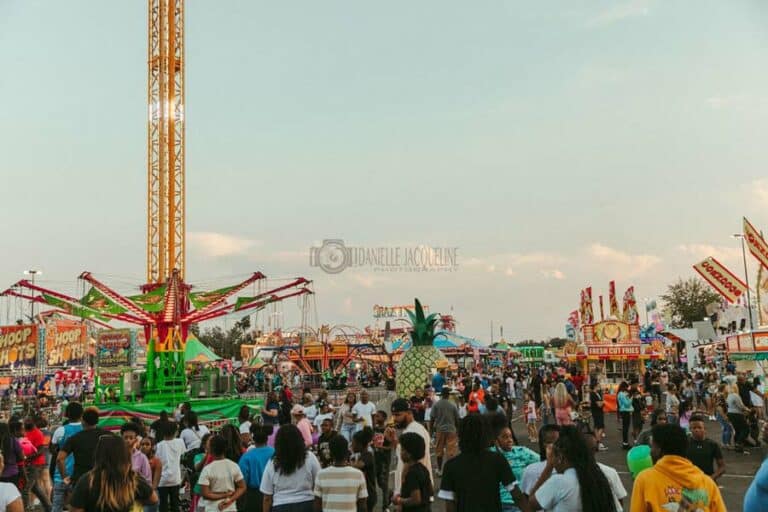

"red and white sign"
[587,344,641,357]
[693,257,748,304]
[744,217,768,270]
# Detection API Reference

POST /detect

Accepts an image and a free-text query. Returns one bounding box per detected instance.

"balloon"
[627,444,653,477]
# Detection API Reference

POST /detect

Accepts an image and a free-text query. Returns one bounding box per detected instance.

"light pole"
[732,234,754,331]
[23,270,42,323]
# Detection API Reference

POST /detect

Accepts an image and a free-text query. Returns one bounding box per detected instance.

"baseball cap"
[391,398,411,413]
[291,404,305,416]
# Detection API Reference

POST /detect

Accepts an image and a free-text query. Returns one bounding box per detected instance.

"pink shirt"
[296,418,313,448]
[131,449,153,484]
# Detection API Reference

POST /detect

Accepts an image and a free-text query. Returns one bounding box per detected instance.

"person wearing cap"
[291,405,313,448]
[430,387,460,475]
[384,398,433,504]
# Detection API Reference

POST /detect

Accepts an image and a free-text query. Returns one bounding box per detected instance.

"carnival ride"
[0,0,312,405]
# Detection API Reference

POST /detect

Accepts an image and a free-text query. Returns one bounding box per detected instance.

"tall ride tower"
[147,0,185,285]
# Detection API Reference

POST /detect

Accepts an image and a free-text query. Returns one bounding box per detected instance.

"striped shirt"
[313,465,368,512]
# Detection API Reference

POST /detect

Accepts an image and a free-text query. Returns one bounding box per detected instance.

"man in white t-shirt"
[314,435,368,512]
[351,391,376,429]
[385,398,433,498]
[156,425,187,512]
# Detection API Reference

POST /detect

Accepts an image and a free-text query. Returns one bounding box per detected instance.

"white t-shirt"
[534,468,581,512]
[313,465,368,512]
[351,402,376,429]
[239,421,252,435]
[304,404,318,422]
[0,482,21,510]
[259,451,321,506]
[156,438,187,487]
[180,425,210,450]
[314,413,334,429]
[198,459,245,512]
[394,421,433,496]
[527,400,537,420]
[521,461,550,495]
[598,462,626,512]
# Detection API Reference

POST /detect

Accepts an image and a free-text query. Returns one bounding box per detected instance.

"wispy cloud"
[588,243,660,276]
[349,272,390,288]
[744,179,768,205]
[541,269,566,280]
[189,232,260,258]
[586,0,650,28]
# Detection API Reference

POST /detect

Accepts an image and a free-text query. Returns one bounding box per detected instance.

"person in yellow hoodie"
[630,423,725,512]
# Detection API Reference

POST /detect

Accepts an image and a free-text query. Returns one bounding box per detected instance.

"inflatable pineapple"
[396,298,445,397]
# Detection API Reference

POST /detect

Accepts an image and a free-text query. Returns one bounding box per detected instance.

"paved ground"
[373,401,763,511]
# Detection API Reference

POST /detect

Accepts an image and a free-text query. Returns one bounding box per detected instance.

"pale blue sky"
[2,1,768,340]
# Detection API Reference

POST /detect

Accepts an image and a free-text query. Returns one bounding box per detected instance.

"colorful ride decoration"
[396,299,447,398]
[2,271,311,400]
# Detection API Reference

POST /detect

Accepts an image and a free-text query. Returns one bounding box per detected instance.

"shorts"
[435,431,458,460]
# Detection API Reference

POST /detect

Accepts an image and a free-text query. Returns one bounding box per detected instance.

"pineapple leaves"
[408,298,438,347]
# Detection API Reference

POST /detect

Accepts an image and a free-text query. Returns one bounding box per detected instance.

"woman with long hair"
[261,392,280,427]
[337,392,358,441]
[69,435,157,512]
[179,411,210,451]
[617,382,633,449]
[714,383,734,449]
[513,425,617,512]
[259,425,320,512]
[726,383,752,453]
[0,423,23,488]
[552,383,574,426]
[219,425,245,463]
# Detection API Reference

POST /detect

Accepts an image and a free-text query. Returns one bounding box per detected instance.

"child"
[140,436,163,492]
[155,422,186,512]
[313,435,368,512]
[198,435,246,512]
[457,396,468,419]
[372,411,392,511]
[238,425,274,512]
[393,433,431,512]
[525,392,538,443]
[351,429,377,512]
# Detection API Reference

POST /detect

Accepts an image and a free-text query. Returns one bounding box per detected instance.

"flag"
[234,295,274,312]
[582,287,594,325]
[127,286,166,312]
[744,217,768,270]
[693,257,747,304]
[567,310,580,329]
[599,295,605,321]
[80,287,126,315]
[622,286,640,324]
[41,294,106,321]
[188,285,237,310]
[609,281,620,318]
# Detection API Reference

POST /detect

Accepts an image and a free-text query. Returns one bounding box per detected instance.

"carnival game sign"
[97,329,131,368]
[46,321,87,367]
[373,304,428,318]
[692,257,747,304]
[0,325,38,368]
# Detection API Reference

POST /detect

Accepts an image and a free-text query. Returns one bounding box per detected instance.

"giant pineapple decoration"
[396,298,446,397]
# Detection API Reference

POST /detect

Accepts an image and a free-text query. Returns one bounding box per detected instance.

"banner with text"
[693,257,748,304]
[0,325,38,369]
[97,329,131,368]
[46,321,87,367]
[744,217,768,270]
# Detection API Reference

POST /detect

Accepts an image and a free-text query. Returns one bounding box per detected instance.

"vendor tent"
[185,337,222,363]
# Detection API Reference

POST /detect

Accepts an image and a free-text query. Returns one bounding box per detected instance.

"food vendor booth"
[726,330,768,374]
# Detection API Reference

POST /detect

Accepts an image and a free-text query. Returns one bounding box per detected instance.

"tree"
[660,277,722,328]
[195,316,252,360]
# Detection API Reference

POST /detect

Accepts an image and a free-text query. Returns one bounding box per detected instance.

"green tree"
[660,277,722,328]
[195,316,252,359]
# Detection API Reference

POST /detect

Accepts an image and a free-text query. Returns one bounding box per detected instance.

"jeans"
[271,500,314,512]
[158,485,180,512]
[340,423,357,441]
[620,411,631,445]
[24,465,51,512]
[51,481,72,512]
[244,488,263,512]
[375,451,391,511]
[728,413,749,449]
[716,413,733,446]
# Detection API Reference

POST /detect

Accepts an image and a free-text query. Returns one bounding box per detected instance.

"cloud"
[541,269,566,280]
[504,267,517,277]
[746,179,768,205]
[677,244,741,264]
[587,0,650,28]
[588,243,661,276]
[349,272,390,288]
[189,232,259,258]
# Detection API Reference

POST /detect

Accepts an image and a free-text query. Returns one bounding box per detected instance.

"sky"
[2,0,768,341]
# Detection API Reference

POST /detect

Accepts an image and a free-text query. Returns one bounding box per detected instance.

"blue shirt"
[744,457,768,512]
[491,446,540,506]
[431,373,445,393]
[239,446,275,489]
[53,422,84,484]
[618,391,633,412]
